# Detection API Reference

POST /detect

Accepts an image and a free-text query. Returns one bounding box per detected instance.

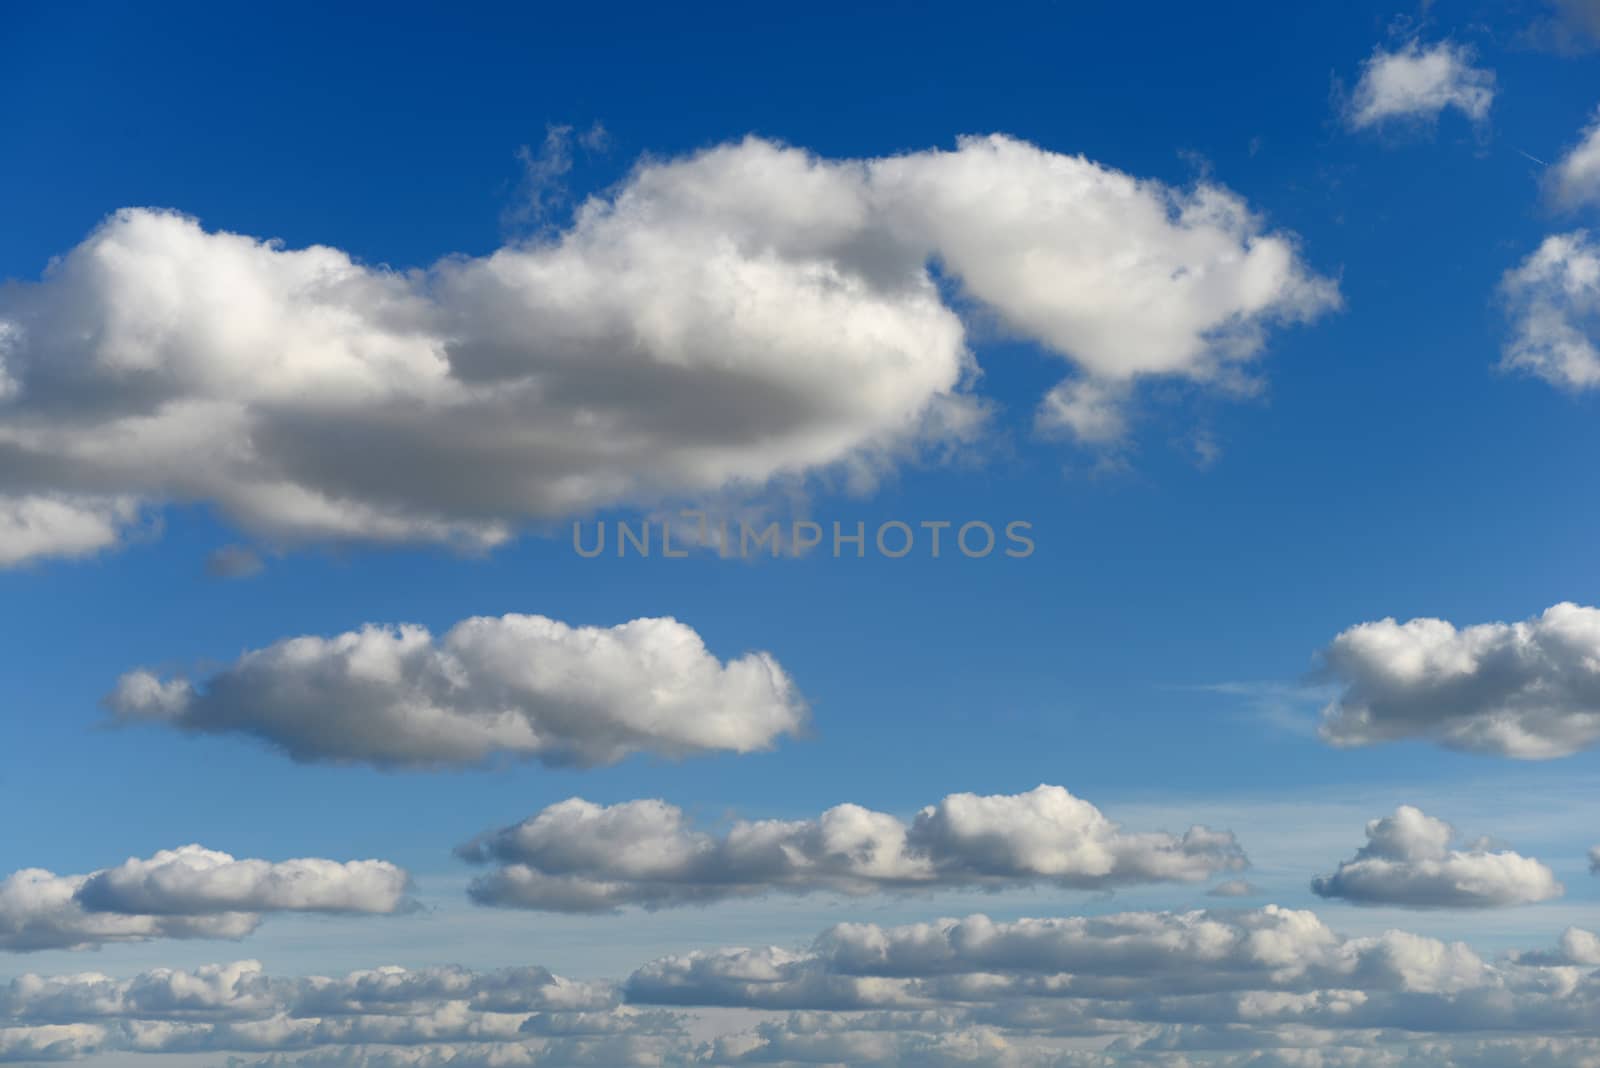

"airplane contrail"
[1515,148,1548,167]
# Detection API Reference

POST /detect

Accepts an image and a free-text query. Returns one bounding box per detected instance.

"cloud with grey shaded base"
[1309,806,1561,909]
[1316,601,1600,758]
[9,911,1600,1065]
[456,785,1248,912]
[107,613,807,770]
[0,134,1337,567]
[0,847,409,952]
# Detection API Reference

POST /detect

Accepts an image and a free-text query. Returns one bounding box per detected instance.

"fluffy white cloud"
[1316,601,1600,758]
[0,495,140,568]
[9,913,1600,1065]
[70,846,409,916]
[0,848,409,952]
[1309,806,1562,908]
[1510,926,1600,966]
[0,960,643,1066]
[0,1022,108,1062]
[621,907,1600,1048]
[1549,110,1600,211]
[456,785,1248,911]
[1501,232,1600,391]
[1344,41,1495,130]
[107,613,806,770]
[0,135,1336,566]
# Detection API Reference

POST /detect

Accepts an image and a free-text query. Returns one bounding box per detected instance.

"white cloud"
[0,1022,108,1062]
[625,905,1600,1041]
[1344,41,1495,130]
[1591,845,1600,874]
[456,785,1248,911]
[0,135,1336,566]
[1510,926,1600,966]
[9,913,1600,1065]
[1549,110,1600,211]
[1309,806,1562,908]
[1500,231,1600,391]
[106,613,806,770]
[0,960,642,1066]
[1316,601,1600,758]
[0,496,140,568]
[0,848,409,953]
[70,846,410,917]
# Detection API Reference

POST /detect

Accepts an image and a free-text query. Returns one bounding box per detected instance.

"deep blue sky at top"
[1,0,1598,892]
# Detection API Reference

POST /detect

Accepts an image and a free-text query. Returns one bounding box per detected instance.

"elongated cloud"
[1501,232,1600,391]
[0,135,1336,566]
[8,915,1600,1064]
[1344,41,1495,130]
[1310,806,1562,909]
[106,613,806,770]
[0,848,409,953]
[456,785,1248,911]
[1316,601,1600,758]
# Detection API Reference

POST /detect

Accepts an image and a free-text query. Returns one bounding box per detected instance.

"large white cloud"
[1309,806,1562,909]
[0,135,1336,566]
[1500,232,1600,392]
[1315,601,1600,758]
[106,613,806,770]
[456,785,1248,911]
[0,848,409,953]
[1343,41,1495,130]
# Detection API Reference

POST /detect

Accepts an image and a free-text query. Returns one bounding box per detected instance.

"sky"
[3,1,1600,1065]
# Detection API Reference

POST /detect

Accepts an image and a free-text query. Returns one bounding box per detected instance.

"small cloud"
[1342,40,1495,133]
[1311,805,1562,909]
[1207,879,1261,898]
[204,544,263,579]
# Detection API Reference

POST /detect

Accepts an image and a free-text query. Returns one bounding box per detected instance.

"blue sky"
[4,2,1600,1066]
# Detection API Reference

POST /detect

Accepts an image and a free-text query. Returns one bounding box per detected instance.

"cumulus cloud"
[1548,110,1600,211]
[0,848,409,952]
[106,613,806,770]
[11,911,1600,1065]
[70,846,410,917]
[0,960,643,1066]
[1591,845,1600,873]
[1309,806,1562,909]
[1344,41,1495,130]
[1501,232,1600,391]
[0,496,140,568]
[1205,880,1260,898]
[1509,926,1600,966]
[455,785,1248,912]
[0,135,1336,566]
[623,905,1600,1035]
[1315,601,1600,758]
